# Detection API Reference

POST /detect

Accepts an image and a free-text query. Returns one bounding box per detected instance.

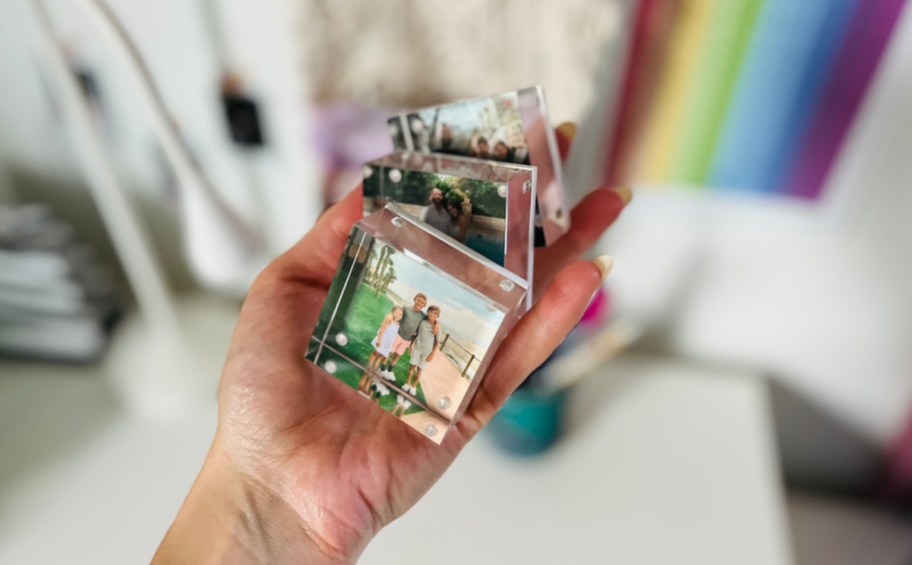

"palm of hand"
[208,164,624,560]
[218,266,463,556]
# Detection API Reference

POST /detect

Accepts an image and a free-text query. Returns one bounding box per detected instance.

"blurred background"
[1,0,912,563]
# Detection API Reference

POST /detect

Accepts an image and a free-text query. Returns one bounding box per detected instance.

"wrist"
[153,443,358,564]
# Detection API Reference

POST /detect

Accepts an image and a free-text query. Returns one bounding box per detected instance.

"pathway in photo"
[416,353,471,420]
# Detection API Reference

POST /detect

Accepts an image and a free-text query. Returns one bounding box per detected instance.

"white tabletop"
[0,357,791,564]
[362,358,792,565]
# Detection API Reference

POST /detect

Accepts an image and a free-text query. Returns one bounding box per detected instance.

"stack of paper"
[0,205,122,362]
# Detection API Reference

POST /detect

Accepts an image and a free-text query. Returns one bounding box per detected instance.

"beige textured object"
[291,0,624,123]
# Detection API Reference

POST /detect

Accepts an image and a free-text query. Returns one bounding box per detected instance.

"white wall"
[603,6,912,447]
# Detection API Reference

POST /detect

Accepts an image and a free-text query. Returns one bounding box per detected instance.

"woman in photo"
[493,140,515,163]
[358,305,404,393]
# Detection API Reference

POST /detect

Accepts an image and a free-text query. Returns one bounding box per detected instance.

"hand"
[153,124,629,564]
[426,353,435,362]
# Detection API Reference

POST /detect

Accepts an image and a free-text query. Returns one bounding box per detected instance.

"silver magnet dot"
[424,424,438,437]
[363,166,374,178]
[499,279,515,292]
[410,118,425,133]
[522,180,532,194]
[324,360,337,374]
[497,184,507,198]
[391,216,406,228]
[334,333,349,346]
[388,168,402,183]
[436,397,451,410]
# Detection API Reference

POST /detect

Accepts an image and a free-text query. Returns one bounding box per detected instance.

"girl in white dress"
[358,305,404,394]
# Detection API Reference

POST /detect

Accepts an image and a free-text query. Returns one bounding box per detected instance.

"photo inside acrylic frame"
[362,151,536,288]
[306,205,528,444]
[387,86,569,245]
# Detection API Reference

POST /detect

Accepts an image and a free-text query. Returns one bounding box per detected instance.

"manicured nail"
[557,122,577,141]
[593,255,614,279]
[611,186,633,206]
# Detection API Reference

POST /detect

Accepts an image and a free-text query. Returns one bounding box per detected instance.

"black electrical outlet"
[221,92,266,148]
[75,66,102,106]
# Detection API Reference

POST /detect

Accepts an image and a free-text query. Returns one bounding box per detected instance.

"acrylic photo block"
[362,151,536,290]
[306,204,528,444]
[387,86,569,245]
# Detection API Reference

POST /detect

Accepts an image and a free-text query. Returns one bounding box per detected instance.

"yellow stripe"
[635,0,719,183]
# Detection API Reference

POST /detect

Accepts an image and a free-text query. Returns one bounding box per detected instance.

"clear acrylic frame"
[387,86,569,245]
[362,151,536,290]
[306,205,529,444]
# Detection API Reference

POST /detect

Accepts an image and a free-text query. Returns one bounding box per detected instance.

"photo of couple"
[363,164,508,266]
[307,229,505,427]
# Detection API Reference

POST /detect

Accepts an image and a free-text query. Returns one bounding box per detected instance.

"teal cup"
[486,386,568,455]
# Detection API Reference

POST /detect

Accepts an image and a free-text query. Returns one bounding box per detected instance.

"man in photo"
[472,136,491,159]
[380,293,426,382]
[405,305,440,395]
[420,185,472,242]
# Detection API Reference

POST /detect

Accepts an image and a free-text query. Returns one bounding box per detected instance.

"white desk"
[0,358,791,564]
[362,359,792,564]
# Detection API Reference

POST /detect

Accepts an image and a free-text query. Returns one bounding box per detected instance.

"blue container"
[486,387,568,455]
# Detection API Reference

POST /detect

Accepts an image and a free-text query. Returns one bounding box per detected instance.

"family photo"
[389,87,569,246]
[363,164,510,266]
[307,229,505,427]
[388,91,531,166]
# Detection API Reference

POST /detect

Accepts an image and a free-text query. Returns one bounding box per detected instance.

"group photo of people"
[389,91,532,166]
[308,233,505,424]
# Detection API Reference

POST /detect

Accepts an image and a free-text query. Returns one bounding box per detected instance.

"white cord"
[30,0,180,339]
[42,0,270,293]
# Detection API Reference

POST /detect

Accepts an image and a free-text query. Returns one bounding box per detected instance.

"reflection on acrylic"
[306,213,524,443]
[387,87,568,245]
[363,152,535,286]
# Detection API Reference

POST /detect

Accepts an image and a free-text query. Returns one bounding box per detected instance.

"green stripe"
[672,0,765,184]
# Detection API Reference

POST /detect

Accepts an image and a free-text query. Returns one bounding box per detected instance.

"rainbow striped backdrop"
[603,0,907,200]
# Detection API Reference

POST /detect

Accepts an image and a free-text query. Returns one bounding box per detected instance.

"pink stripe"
[883,410,912,504]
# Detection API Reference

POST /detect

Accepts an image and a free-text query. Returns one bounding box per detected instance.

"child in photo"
[369,380,391,403]
[405,305,440,395]
[391,394,412,417]
[358,305,403,393]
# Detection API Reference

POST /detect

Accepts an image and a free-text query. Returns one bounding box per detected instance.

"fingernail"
[611,186,633,206]
[592,255,614,279]
[557,122,577,141]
